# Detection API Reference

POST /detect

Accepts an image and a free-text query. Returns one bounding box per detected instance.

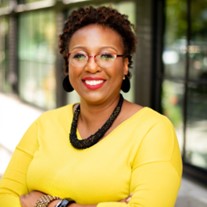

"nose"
[84,55,100,73]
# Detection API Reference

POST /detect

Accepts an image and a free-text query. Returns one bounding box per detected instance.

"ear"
[123,58,129,76]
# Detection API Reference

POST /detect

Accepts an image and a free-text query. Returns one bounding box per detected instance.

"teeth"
[85,80,103,86]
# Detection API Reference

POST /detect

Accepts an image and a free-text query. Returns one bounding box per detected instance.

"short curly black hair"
[59,6,136,75]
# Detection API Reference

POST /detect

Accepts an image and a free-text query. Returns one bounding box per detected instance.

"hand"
[20,191,45,207]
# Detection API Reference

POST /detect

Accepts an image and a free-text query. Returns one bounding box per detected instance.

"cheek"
[68,67,76,84]
[68,66,80,77]
[68,67,83,88]
[113,63,126,78]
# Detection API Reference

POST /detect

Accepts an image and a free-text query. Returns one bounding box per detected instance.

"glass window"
[18,10,56,109]
[0,17,10,92]
[189,0,207,81]
[163,0,207,172]
[66,1,136,104]
[162,80,184,152]
[185,83,207,169]
[184,0,207,169]
[163,0,187,79]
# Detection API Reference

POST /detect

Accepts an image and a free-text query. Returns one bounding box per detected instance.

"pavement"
[0,93,207,206]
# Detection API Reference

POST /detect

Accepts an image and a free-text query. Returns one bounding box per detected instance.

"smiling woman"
[0,6,182,207]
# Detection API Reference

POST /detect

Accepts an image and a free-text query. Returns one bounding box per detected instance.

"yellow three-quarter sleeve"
[129,117,182,207]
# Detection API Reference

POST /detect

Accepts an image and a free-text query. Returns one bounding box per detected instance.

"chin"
[81,93,107,104]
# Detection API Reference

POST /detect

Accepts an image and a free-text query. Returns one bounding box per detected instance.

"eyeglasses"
[68,51,125,68]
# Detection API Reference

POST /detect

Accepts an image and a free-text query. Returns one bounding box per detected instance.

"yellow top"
[0,105,182,207]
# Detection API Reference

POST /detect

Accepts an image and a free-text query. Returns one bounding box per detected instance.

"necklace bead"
[69,94,124,149]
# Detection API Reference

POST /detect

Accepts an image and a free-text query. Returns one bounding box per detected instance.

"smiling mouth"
[84,80,104,86]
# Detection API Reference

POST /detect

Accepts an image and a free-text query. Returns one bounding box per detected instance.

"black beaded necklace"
[69,94,124,149]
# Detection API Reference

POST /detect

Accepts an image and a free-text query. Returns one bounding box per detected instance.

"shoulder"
[136,107,178,153]
[36,104,74,123]
[43,104,73,115]
[123,100,171,125]
[138,107,175,135]
[122,101,175,136]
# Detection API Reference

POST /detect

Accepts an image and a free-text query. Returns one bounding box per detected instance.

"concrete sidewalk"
[0,93,207,206]
[176,177,207,207]
[0,93,42,175]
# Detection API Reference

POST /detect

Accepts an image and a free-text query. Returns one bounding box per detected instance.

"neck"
[69,94,124,149]
[79,95,121,130]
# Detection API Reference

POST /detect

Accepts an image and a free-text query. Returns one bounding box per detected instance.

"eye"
[99,53,115,61]
[71,52,87,61]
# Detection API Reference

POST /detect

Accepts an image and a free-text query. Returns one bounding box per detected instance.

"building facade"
[0,0,207,182]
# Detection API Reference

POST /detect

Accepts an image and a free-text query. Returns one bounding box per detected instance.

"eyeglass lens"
[69,51,123,68]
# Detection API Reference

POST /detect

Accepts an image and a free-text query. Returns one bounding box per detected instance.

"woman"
[0,6,182,207]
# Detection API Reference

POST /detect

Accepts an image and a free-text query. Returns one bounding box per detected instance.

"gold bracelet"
[35,194,60,207]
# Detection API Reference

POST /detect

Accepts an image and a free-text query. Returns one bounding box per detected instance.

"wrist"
[35,194,60,207]
[48,199,62,207]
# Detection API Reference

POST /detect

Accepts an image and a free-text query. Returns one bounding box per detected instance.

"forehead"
[69,24,124,51]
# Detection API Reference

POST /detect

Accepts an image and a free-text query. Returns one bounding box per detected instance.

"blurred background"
[0,0,207,206]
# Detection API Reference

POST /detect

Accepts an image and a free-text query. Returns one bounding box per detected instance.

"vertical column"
[55,0,67,107]
[135,0,153,107]
[8,0,18,93]
[150,0,165,111]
